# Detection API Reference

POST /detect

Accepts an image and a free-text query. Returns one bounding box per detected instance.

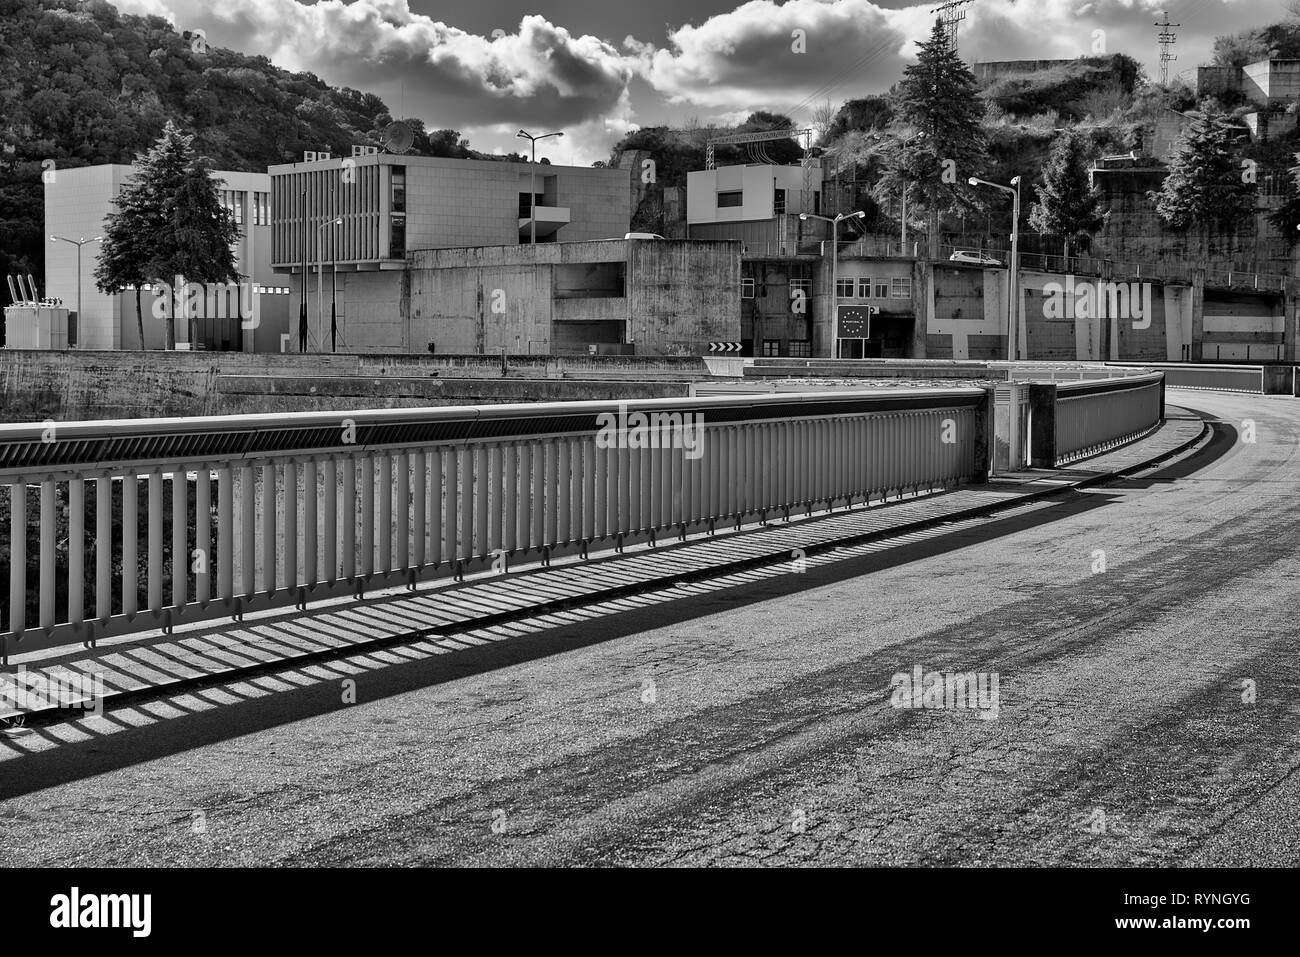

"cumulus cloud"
[109,0,1271,158]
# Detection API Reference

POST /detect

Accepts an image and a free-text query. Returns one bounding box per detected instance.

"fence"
[0,390,992,657]
[1028,372,1165,466]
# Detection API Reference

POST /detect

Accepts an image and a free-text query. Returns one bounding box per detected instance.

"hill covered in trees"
[0,0,516,282]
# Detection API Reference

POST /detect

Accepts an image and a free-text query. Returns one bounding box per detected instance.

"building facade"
[43,164,289,351]
[268,152,634,352]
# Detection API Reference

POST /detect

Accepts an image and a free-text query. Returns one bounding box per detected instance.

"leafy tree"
[1268,151,1300,243]
[874,18,987,240]
[1028,132,1107,260]
[1149,110,1255,230]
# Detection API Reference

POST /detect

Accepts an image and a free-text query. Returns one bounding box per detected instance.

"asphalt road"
[2,389,1298,867]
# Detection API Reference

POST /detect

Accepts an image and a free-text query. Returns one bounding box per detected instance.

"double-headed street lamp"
[968,176,1022,361]
[801,210,865,357]
[49,234,102,341]
[316,217,343,352]
[515,129,564,246]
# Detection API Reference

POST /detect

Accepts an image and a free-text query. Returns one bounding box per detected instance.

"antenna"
[931,0,974,53]
[1155,11,1180,86]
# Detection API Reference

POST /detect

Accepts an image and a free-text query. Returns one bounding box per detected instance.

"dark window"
[717,190,743,208]
[762,339,782,357]
[813,191,821,216]
[788,340,812,358]
[391,167,406,214]
[741,278,756,299]
[389,214,406,258]
[836,278,854,298]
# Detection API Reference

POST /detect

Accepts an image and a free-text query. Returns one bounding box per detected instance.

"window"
[391,166,406,214]
[875,281,889,299]
[741,277,756,299]
[763,339,782,357]
[788,340,812,358]
[891,277,911,298]
[389,213,406,258]
[857,278,872,298]
[773,188,786,214]
[717,190,743,208]
[813,191,821,216]
[790,278,812,299]
[835,278,854,298]
[252,192,270,226]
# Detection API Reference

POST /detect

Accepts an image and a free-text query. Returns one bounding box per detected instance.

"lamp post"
[800,210,865,357]
[49,235,101,345]
[515,129,563,246]
[316,217,343,352]
[315,217,342,352]
[968,176,1022,361]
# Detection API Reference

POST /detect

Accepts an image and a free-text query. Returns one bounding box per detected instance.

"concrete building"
[1198,58,1300,107]
[268,151,633,351]
[412,240,740,357]
[42,164,290,351]
[686,163,825,254]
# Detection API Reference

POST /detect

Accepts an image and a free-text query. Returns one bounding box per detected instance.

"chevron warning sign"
[708,342,742,353]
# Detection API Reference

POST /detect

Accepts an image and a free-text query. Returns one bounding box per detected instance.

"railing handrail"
[0,390,991,476]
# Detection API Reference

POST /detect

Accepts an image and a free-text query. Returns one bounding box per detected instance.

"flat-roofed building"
[267,151,633,351]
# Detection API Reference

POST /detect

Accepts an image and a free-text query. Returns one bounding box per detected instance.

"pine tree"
[1028,132,1107,262]
[167,164,240,347]
[96,121,239,349]
[874,19,987,242]
[1150,110,1255,230]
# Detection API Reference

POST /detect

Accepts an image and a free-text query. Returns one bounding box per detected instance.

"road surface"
[2,390,1298,867]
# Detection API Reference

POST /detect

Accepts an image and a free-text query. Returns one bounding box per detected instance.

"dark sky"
[112,0,1293,162]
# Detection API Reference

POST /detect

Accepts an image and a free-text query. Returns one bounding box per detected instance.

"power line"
[932,0,975,54]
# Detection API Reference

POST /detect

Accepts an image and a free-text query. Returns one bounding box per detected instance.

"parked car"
[624,232,666,240]
[949,249,1003,266]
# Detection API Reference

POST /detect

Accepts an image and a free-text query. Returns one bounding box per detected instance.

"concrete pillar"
[972,386,995,483]
[1028,383,1057,468]
[1191,267,1205,361]
[1284,280,1297,364]
[911,259,928,359]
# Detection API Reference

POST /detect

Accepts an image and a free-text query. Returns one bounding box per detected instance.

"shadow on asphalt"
[0,486,1128,799]
[1106,409,1237,488]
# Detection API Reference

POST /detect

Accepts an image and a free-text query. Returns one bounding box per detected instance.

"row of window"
[762,340,812,357]
[838,277,911,300]
[742,277,911,300]
[217,190,272,226]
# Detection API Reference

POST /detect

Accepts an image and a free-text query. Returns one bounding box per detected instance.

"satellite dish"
[381,121,414,154]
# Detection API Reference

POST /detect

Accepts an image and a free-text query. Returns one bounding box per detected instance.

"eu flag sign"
[837,304,876,339]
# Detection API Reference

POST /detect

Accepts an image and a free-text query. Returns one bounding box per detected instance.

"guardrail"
[0,390,992,657]
[1028,372,1165,467]
[1105,362,1299,395]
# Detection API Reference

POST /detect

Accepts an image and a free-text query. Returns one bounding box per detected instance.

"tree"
[1028,132,1107,260]
[95,121,239,349]
[874,19,987,243]
[1268,151,1300,243]
[167,163,241,346]
[1149,110,1255,230]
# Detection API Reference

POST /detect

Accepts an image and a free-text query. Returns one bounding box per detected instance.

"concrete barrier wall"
[0,350,697,422]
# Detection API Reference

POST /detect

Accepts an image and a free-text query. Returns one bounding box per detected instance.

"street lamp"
[49,235,101,345]
[316,217,342,352]
[801,210,865,357]
[516,129,563,246]
[968,176,1022,361]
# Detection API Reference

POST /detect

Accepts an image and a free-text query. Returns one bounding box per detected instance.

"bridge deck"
[2,412,1206,722]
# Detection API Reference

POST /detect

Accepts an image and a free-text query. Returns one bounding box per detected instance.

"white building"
[43,165,289,351]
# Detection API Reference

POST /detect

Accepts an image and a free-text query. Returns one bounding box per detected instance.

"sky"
[111,0,1297,165]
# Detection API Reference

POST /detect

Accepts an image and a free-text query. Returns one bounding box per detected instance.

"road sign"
[708,341,742,353]
[837,304,877,339]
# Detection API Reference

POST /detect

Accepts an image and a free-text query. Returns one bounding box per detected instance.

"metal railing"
[0,390,992,657]
[1029,372,1165,467]
[1105,362,1266,394]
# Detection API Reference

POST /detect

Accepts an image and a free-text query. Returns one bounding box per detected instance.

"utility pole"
[1155,12,1180,86]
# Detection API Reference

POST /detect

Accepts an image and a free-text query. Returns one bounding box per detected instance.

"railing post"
[1028,383,1058,468]
[973,387,995,482]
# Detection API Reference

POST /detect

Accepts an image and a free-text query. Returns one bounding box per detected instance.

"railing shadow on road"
[1100,411,1237,490]
[0,488,1129,801]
